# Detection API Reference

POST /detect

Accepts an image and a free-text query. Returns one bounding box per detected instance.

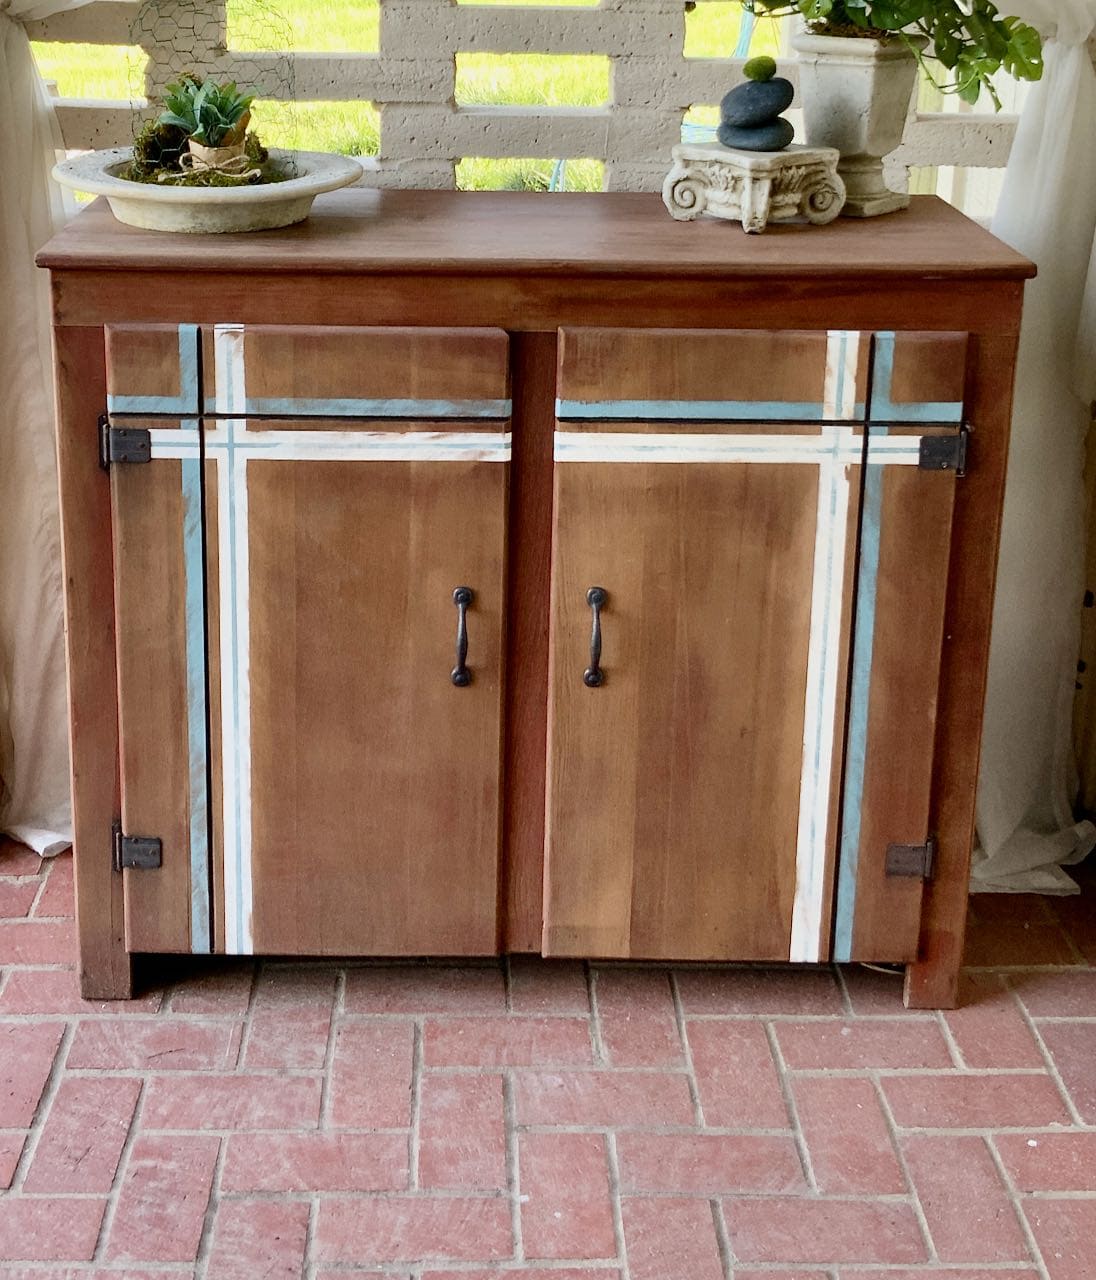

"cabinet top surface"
[39,190,1034,281]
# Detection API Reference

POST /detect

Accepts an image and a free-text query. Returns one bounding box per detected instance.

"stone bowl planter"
[791,33,926,218]
[52,147,364,233]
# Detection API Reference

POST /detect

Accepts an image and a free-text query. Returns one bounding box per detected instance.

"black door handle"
[452,586,474,686]
[584,586,607,687]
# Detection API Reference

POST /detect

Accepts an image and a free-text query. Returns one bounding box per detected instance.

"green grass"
[31,0,782,191]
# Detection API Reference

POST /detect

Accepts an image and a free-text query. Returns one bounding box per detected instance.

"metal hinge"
[918,425,969,477]
[112,819,162,872]
[885,837,936,880]
[99,416,151,469]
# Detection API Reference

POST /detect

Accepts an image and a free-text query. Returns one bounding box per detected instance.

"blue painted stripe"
[834,331,848,420]
[178,324,199,409]
[108,394,197,414]
[180,454,211,954]
[872,332,896,413]
[870,331,962,423]
[833,444,885,963]
[555,399,867,422]
[202,397,513,419]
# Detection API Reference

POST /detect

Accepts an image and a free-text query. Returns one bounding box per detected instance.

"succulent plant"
[158,75,255,148]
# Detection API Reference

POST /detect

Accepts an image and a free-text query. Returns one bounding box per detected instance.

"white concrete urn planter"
[791,32,926,217]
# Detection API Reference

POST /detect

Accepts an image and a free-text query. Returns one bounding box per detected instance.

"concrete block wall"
[27,0,1028,192]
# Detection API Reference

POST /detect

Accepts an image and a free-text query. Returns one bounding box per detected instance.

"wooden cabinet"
[38,191,1034,1006]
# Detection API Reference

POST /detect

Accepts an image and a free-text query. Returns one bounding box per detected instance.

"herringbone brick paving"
[1,836,1095,1278]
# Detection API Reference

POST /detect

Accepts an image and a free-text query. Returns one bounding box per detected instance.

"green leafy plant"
[158,74,255,147]
[744,0,1043,106]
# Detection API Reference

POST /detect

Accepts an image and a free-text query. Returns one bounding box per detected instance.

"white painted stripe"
[214,324,246,416]
[790,425,853,963]
[823,330,861,422]
[216,443,241,954]
[151,427,509,463]
[555,431,863,466]
[214,323,254,956]
[205,428,511,463]
[149,427,201,459]
[861,437,922,463]
[228,418,254,956]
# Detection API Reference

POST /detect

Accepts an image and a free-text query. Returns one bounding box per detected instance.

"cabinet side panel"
[53,325,132,999]
[545,456,835,961]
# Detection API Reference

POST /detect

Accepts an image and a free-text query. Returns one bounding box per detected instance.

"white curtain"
[974,0,1096,892]
[0,0,93,855]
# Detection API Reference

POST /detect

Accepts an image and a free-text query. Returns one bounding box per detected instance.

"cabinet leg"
[905,327,1021,1012]
[54,324,133,1001]
[904,932,962,1010]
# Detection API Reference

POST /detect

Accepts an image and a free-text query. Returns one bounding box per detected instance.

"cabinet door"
[106,323,509,958]
[200,325,510,956]
[543,329,866,961]
[106,326,211,954]
[110,421,211,954]
[832,331,968,961]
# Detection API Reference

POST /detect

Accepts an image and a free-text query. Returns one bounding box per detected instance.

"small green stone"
[743,55,777,82]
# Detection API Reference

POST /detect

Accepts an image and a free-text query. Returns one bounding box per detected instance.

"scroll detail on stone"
[663,142,846,233]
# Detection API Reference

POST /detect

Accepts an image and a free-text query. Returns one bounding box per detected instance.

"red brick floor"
[1,837,1095,1278]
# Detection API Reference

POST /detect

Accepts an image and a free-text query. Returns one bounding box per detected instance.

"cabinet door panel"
[203,418,508,955]
[105,324,201,416]
[200,325,511,418]
[111,418,210,954]
[544,424,860,962]
[833,332,967,961]
[557,328,870,422]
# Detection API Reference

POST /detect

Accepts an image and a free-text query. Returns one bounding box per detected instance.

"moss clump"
[120,129,284,186]
[743,55,777,82]
[130,120,188,178]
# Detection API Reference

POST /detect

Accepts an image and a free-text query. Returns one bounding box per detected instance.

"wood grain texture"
[223,434,507,955]
[543,448,853,961]
[558,329,870,415]
[38,193,1035,282]
[51,272,1029,338]
[502,333,557,952]
[906,328,1023,1008]
[51,324,132,999]
[842,426,957,962]
[201,326,510,410]
[111,434,201,953]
